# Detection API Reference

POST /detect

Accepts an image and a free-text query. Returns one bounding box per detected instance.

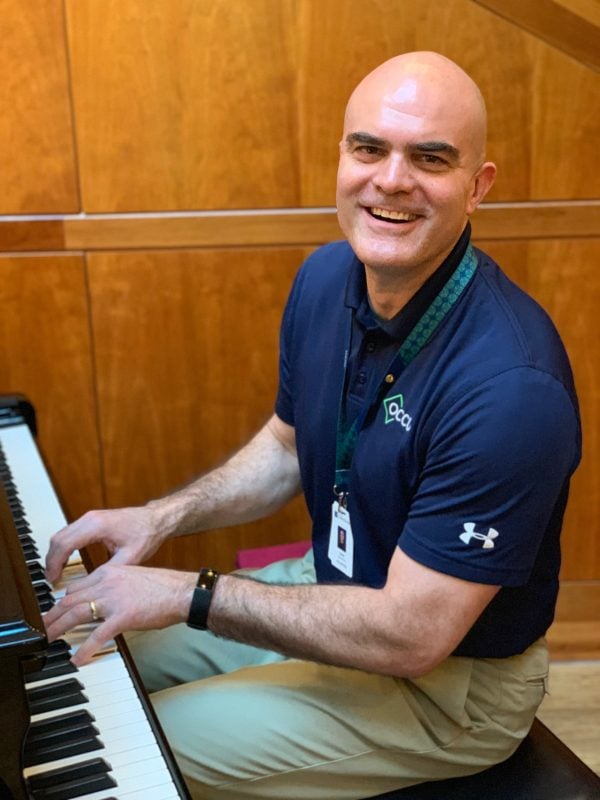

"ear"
[466,161,497,214]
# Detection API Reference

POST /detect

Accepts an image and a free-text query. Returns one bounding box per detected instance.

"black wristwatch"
[187,568,220,630]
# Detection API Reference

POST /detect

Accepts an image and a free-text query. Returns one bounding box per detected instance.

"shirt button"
[385,373,395,384]
[366,341,376,352]
[358,371,367,384]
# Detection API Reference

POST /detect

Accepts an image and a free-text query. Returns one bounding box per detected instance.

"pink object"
[235,540,311,569]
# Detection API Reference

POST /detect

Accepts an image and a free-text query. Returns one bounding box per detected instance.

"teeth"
[371,207,418,221]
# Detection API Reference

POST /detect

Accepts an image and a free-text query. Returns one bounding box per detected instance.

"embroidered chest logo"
[459,522,499,550]
[383,393,412,431]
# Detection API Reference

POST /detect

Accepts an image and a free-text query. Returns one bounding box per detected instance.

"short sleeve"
[399,367,580,586]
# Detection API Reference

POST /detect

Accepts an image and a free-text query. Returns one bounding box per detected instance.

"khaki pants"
[127,550,549,799]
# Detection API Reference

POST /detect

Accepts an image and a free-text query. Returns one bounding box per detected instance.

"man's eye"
[352,145,384,161]
[417,153,447,166]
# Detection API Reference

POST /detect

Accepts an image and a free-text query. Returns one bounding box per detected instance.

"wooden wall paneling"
[0,254,102,521]
[0,220,66,252]
[298,0,533,204]
[556,0,600,28]
[63,212,344,250]
[87,247,313,572]
[298,0,600,205]
[470,201,600,240]
[473,0,600,71]
[0,0,79,213]
[555,581,600,622]
[65,0,299,212]
[474,237,600,581]
[530,47,600,199]
[548,580,600,659]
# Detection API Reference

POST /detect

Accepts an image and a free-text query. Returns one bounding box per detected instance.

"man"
[44,52,580,799]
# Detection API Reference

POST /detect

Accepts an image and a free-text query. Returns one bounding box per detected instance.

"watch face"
[198,568,217,590]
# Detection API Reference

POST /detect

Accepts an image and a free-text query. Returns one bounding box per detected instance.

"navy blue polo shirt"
[275,227,581,658]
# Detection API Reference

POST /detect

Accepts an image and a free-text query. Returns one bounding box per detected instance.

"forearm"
[206,547,499,678]
[208,575,427,678]
[147,414,302,539]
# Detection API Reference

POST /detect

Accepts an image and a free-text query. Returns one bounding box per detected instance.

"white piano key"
[0,423,79,564]
[91,697,141,729]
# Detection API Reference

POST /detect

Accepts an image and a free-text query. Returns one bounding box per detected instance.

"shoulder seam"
[477,257,533,364]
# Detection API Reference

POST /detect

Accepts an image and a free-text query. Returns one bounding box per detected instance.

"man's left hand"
[44,563,197,666]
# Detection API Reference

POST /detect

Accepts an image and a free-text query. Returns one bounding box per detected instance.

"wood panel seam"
[0,202,598,252]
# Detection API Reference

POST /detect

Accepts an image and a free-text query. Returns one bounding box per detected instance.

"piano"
[0,395,191,800]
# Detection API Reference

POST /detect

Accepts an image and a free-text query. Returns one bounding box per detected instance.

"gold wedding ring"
[89,599,100,622]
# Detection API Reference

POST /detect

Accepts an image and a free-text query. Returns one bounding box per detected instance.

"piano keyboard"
[0,421,191,800]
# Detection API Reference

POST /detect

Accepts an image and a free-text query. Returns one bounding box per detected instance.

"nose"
[373,154,415,194]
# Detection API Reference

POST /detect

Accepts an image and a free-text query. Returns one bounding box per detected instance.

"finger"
[45,511,107,583]
[45,520,92,584]
[44,597,93,642]
[63,569,103,596]
[44,526,73,584]
[71,621,117,666]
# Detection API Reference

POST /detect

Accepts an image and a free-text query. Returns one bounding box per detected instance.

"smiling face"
[336,53,496,286]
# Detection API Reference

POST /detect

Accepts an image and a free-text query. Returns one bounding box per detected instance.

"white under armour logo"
[459,522,499,549]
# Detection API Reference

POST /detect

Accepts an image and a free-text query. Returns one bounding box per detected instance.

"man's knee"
[151,672,288,792]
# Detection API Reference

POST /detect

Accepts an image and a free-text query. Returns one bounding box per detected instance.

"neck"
[365,262,440,320]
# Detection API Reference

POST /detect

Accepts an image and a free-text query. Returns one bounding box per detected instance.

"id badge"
[328,501,354,578]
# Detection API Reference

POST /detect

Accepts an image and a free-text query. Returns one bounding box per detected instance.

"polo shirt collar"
[344,223,472,340]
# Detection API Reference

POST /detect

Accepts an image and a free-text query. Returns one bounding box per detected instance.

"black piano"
[0,395,191,800]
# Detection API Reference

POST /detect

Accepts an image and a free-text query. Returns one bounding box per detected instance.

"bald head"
[336,50,497,289]
[345,52,489,167]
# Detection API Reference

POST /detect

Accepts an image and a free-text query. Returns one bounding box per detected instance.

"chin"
[350,240,421,273]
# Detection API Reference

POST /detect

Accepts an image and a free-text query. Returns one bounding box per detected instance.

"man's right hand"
[45,505,163,584]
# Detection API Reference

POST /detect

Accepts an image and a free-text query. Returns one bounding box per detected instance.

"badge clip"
[333,484,349,509]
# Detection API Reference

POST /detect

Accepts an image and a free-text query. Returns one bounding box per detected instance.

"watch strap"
[187,567,219,630]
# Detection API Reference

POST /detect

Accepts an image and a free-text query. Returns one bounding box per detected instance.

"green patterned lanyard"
[334,243,478,505]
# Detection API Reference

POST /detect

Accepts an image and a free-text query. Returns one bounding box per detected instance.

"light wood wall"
[0,0,598,654]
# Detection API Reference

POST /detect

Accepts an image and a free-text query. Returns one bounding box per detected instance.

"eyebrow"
[345,132,460,162]
[411,140,460,162]
[345,132,388,148]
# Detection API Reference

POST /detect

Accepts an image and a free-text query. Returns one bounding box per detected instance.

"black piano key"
[27,757,116,800]
[8,498,23,515]
[44,642,74,663]
[45,638,76,663]
[33,585,54,605]
[22,544,41,561]
[27,562,47,583]
[27,652,76,681]
[27,756,111,788]
[24,732,103,768]
[27,676,84,702]
[33,776,118,800]
[27,708,96,740]
[34,582,52,598]
[27,678,88,715]
[47,639,72,657]
[19,529,35,540]
[32,584,55,611]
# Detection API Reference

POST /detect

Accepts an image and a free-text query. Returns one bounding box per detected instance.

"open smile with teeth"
[369,207,419,223]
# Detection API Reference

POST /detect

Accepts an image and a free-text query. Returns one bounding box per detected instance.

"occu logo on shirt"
[383,393,412,431]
